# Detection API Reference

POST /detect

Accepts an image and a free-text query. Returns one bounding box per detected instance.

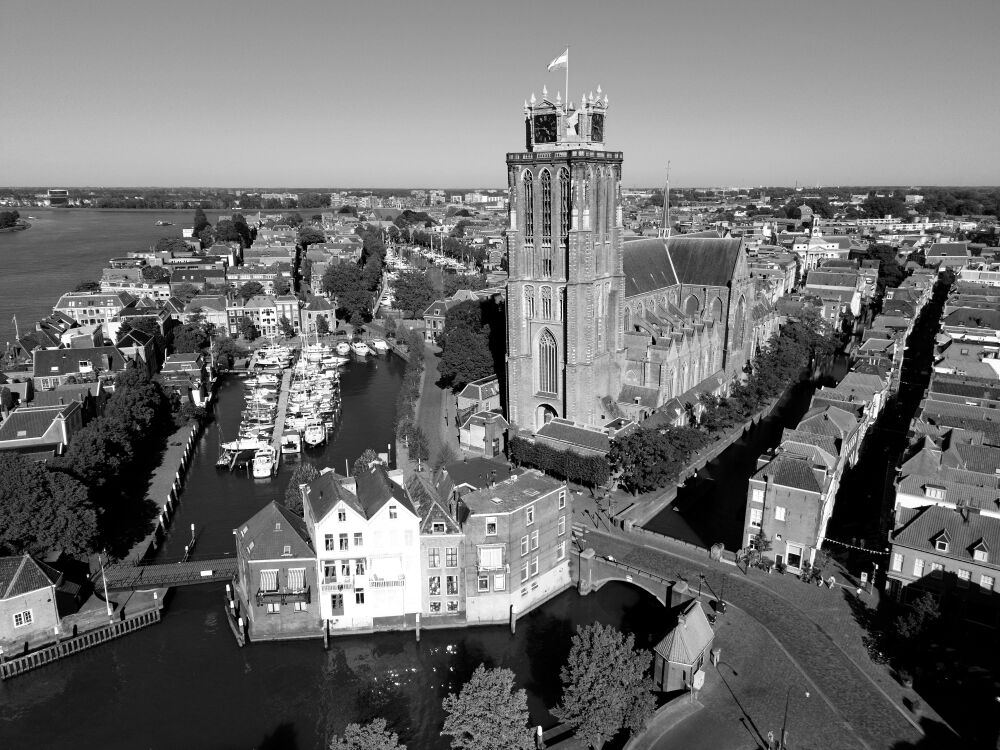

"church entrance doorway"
[535,404,557,431]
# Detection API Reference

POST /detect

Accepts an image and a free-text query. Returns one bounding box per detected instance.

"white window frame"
[13,609,33,628]
[520,535,529,556]
[913,558,924,577]
[957,569,970,588]
[266,602,280,614]
[530,530,539,550]
[526,504,535,526]
[477,574,489,592]
[980,575,995,590]
[493,573,505,591]
[751,487,764,504]
[558,490,566,509]
[557,515,566,536]
[973,548,988,563]
[486,516,497,536]
[891,552,903,573]
[530,556,539,577]
[749,507,763,529]
[556,541,566,561]
[774,506,786,522]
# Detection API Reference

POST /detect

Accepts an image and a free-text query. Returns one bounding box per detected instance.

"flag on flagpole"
[547,49,568,72]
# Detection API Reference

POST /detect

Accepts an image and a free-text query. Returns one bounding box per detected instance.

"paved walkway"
[577,526,931,750]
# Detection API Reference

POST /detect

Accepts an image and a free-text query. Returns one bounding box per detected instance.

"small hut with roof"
[652,599,714,692]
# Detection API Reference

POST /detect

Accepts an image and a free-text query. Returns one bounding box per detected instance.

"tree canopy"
[299,226,326,247]
[392,271,436,317]
[321,262,371,322]
[0,454,97,556]
[329,719,405,750]
[552,623,656,750]
[238,281,265,301]
[437,300,495,392]
[441,665,533,750]
[154,237,190,254]
[172,322,211,353]
[284,461,320,514]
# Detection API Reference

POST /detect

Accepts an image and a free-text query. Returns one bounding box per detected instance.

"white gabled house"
[301,462,423,632]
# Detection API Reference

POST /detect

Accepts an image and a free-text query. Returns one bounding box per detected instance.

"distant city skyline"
[2,0,998,188]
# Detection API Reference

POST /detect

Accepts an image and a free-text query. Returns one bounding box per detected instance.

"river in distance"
[0,209,670,750]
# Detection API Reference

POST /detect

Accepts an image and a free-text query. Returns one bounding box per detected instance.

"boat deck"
[269,369,292,460]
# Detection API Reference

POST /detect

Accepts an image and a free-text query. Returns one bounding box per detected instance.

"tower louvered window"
[541,286,552,319]
[559,168,571,252]
[539,329,557,395]
[523,171,534,244]
[541,170,552,275]
[524,285,535,319]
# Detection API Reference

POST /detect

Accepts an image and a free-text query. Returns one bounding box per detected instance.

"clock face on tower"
[533,114,557,144]
[591,113,605,142]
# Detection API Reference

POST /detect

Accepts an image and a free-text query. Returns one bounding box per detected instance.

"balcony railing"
[369,575,405,589]
[321,579,354,593]
[255,586,311,606]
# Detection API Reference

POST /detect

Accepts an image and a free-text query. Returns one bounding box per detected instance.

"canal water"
[0,343,668,750]
[643,356,849,552]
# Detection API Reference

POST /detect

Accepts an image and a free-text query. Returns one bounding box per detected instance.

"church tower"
[505,87,625,432]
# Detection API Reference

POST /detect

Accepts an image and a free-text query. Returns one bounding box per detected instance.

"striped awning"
[260,569,278,592]
[287,568,305,591]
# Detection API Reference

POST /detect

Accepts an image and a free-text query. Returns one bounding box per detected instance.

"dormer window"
[432,522,446,534]
[924,485,947,501]
[934,532,950,553]
[282,545,291,556]
[973,541,989,563]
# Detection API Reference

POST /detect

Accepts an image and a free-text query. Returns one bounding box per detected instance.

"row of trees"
[0,210,22,228]
[610,316,837,494]
[0,367,177,557]
[437,299,499,392]
[319,224,386,325]
[509,436,610,490]
[393,327,431,465]
[328,623,655,750]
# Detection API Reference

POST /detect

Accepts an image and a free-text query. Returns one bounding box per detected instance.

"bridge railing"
[577,549,675,588]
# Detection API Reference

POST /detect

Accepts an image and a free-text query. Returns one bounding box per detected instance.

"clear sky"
[2,0,998,188]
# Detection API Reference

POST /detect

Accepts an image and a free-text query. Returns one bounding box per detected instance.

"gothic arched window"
[559,168,571,247]
[540,170,552,275]
[541,285,552,320]
[538,329,557,395]
[624,307,632,332]
[524,285,535,319]
[685,295,700,317]
[523,171,534,245]
[558,287,565,321]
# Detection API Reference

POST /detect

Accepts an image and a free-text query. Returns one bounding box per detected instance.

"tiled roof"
[797,405,857,439]
[458,376,500,401]
[618,384,660,408]
[405,474,462,533]
[0,554,61,599]
[439,457,515,495]
[0,403,77,442]
[806,271,858,289]
[754,454,825,493]
[33,347,126,377]
[780,429,840,460]
[892,505,1000,569]
[928,242,970,258]
[238,501,313,560]
[897,474,1000,513]
[930,377,1000,402]
[354,463,417,518]
[536,418,611,453]
[654,599,714,664]
[943,308,1000,329]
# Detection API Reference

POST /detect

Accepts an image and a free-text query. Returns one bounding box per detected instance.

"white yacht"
[351,341,371,357]
[252,446,277,478]
[303,422,326,447]
[335,341,351,356]
[370,338,389,353]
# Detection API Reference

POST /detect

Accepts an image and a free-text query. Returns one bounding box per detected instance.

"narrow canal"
[0,356,670,750]
[643,357,849,552]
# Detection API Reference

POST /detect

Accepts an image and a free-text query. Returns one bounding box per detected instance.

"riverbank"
[0,221,30,232]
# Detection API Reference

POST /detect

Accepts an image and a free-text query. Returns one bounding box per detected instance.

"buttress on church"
[504,86,777,439]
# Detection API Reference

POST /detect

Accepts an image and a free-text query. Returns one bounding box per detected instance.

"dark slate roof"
[0,403,78,442]
[944,308,1000,329]
[461,469,564,514]
[237,501,314,560]
[354,463,417,518]
[806,271,858,289]
[33,347,126,377]
[892,505,1000,568]
[668,237,743,287]
[0,554,61,599]
[623,238,677,296]
[928,242,970,258]
[753,454,825,493]
[32,382,105,407]
[405,474,462,534]
[931,377,1000,402]
[438,457,515,496]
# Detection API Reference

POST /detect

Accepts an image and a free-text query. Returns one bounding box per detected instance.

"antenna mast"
[661,161,671,239]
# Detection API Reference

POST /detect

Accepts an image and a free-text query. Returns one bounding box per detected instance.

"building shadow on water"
[254,722,298,750]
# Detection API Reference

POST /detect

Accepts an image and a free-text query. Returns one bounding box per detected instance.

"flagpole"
[565,46,570,109]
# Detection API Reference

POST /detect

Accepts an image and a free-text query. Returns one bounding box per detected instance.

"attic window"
[241,526,248,537]
[924,485,947,501]
[432,522,446,534]
[973,541,989,563]
[934,534,950,553]
[282,545,291,556]
[274,522,281,531]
